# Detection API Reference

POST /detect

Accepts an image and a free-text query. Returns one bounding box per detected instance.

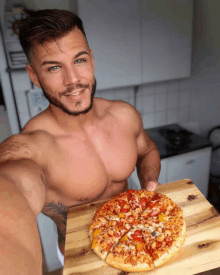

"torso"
[22,98,139,253]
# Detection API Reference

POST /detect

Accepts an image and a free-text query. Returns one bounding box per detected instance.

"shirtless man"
[0,9,160,274]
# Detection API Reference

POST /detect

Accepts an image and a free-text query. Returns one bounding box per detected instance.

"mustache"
[61,83,90,96]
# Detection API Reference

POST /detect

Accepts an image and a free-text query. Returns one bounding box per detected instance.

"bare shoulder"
[21,110,49,133]
[104,99,142,135]
[0,129,54,164]
[0,133,34,163]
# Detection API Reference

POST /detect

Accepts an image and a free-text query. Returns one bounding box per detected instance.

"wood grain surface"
[63,179,220,275]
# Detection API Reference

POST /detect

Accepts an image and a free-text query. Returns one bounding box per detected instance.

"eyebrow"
[41,50,90,67]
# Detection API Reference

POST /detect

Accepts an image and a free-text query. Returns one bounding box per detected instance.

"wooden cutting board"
[63,179,220,275]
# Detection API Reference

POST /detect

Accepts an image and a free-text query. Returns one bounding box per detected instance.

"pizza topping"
[149,209,159,217]
[159,213,168,222]
[106,215,120,221]
[156,227,162,233]
[93,228,102,238]
[120,235,128,243]
[148,201,156,208]
[152,193,161,201]
[165,237,173,247]
[151,231,157,237]
[118,213,125,218]
[151,241,157,249]
[108,230,114,236]
[120,207,130,213]
[128,189,135,194]
[119,200,127,207]
[125,223,131,229]
[136,243,144,252]
[132,237,144,243]
[115,245,123,253]
[164,229,171,236]
[156,234,165,242]
[139,197,148,209]
[106,243,112,251]
[91,239,97,249]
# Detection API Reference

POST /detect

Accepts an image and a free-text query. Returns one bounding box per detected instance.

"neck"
[47,102,97,132]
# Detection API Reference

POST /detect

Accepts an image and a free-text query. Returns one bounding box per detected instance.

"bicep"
[132,110,157,157]
[0,134,46,215]
[0,159,46,216]
[136,128,158,157]
[0,134,32,162]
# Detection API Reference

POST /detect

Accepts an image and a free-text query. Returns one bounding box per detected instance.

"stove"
[158,125,193,150]
[145,124,212,159]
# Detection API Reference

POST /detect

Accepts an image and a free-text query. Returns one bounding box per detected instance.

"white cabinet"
[158,159,167,184]
[78,0,142,90]
[78,0,192,90]
[166,147,212,197]
[129,147,212,198]
[141,0,192,83]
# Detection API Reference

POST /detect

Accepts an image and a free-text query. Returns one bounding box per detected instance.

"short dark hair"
[13,9,87,61]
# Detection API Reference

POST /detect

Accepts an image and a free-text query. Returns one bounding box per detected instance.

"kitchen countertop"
[145,124,212,159]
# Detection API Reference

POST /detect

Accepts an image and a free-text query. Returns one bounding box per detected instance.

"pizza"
[89,189,186,272]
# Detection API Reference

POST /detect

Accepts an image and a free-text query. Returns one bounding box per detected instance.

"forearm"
[0,175,43,275]
[136,147,161,189]
[0,232,42,275]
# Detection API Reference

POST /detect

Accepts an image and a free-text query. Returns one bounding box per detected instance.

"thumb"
[145,181,158,191]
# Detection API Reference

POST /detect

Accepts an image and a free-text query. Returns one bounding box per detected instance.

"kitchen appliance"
[158,127,193,149]
[146,123,211,159]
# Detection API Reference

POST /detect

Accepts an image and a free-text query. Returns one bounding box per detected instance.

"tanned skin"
[0,27,160,272]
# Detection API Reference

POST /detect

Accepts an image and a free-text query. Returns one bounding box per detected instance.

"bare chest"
[41,130,137,205]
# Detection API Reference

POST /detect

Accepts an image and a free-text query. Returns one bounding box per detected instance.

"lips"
[65,89,84,97]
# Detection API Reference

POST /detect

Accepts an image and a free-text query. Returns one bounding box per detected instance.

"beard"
[41,78,97,116]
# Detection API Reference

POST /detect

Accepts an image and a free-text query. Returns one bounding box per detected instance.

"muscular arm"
[136,128,161,191]
[111,101,161,191]
[0,135,46,274]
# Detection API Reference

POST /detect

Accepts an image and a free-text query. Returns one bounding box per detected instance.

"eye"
[75,59,86,64]
[48,66,60,71]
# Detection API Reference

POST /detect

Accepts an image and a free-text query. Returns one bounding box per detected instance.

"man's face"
[27,28,96,116]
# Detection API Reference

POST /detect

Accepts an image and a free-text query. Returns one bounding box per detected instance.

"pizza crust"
[154,221,186,267]
[106,253,154,272]
[89,230,93,241]
[93,246,108,261]
[175,220,186,248]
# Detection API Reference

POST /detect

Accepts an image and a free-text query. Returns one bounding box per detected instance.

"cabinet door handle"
[186,159,195,165]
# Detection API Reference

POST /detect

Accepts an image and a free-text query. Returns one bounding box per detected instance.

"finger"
[146,181,158,191]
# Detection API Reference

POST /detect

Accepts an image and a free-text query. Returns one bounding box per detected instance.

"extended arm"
[0,136,46,274]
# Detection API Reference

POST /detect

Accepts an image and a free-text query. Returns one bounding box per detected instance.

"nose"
[64,66,80,86]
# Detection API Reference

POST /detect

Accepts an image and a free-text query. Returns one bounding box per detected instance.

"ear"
[26,64,41,88]
[89,49,95,72]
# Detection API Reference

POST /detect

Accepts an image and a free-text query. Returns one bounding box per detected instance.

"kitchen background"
[0,0,220,274]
